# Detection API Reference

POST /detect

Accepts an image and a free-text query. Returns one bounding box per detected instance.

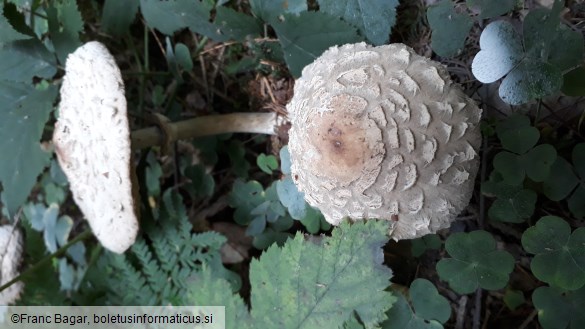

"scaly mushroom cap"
[53,41,138,253]
[288,42,482,240]
[0,225,23,305]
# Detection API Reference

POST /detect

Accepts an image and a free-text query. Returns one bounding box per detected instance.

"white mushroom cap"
[0,225,23,305]
[287,42,482,240]
[53,41,139,253]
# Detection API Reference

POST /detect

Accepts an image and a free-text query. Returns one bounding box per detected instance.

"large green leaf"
[249,0,307,23]
[101,0,140,36]
[436,231,515,294]
[427,0,473,57]
[548,26,584,72]
[189,221,395,329]
[271,11,363,77]
[522,216,585,290]
[215,6,263,41]
[0,39,57,82]
[318,0,398,45]
[140,0,224,40]
[46,0,83,65]
[532,286,585,329]
[0,83,57,216]
[0,6,31,43]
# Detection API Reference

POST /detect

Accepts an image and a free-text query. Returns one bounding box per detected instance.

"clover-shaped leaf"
[498,60,562,105]
[472,1,573,105]
[427,0,473,57]
[411,234,442,258]
[532,286,585,329]
[503,289,525,311]
[496,115,537,154]
[23,203,73,253]
[383,279,450,329]
[437,231,515,294]
[482,177,536,223]
[472,20,524,84]
[544,157,579,201]
[493,115,556,184]
[522,216,585,290]
[257,153,278,174]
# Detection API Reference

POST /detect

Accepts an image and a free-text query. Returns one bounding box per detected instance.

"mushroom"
[287,42,482,240]
[52,41,480,251]
[0,225,23,305]
[53,41,139,254]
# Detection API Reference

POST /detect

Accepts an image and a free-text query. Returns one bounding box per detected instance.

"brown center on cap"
[308,111,380,186]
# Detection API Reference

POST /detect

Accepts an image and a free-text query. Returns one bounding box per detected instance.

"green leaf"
[466,0,516,19]
[140,0,224,40]
[0,6,31,43]
[174,42,193,71]
[436,231,515,294]
[299,206,323,234]
[187,267,252,329]
[276,176,307,220]
[499,60,563,105]
[522,2,563,59]
[257,153,278,174]
[532,286,585,329]
[215,6,263,41]
[382,287,444,329]
[185,164,215,198]
[427,0,473,57]
[471,21,524,83]
[411,234,442,258]
[250,220,395,327]
[548,25,584,72]
[101,0,140,36]
[145,151,162,197]
[522,144,557,182]
[318,0,399,45]
[0,39,57,82]
[562,66,585,96]
[271,11,363,77]
[503,289,525,311]
[249,0,307,23]
[498,126,540,154]
[190,221,395,328]
[410,279,451,323]
[568,185,585,219]
[280,145,292,174]
[522,216,585,290]
[482,181,536,223]
[493,151,524,185]
[227,140,250,178]
[46,0,83,65]
[0,84,57,216]
[544,157,579,201]
[572,143,585,179]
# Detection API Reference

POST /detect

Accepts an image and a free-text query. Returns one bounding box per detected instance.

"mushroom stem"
[130,112,283,149]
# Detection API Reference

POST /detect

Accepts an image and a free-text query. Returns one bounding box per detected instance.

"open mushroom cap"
[0,225,23,305]
[287,42,482,240]
[53,41,138,253]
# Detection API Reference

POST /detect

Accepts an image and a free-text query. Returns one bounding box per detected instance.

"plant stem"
[0,229,93,293]
[130,112,284,149]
